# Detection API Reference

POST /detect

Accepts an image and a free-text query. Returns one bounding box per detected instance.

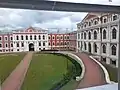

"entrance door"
[29,43,34,51]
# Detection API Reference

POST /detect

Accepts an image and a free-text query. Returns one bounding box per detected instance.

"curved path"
[74,52,107,89]
[1,52,33,90]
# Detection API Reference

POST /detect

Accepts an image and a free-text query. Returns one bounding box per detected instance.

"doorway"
[29,43,34,51]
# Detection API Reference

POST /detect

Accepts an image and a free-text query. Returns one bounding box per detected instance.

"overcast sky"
[0,0,119,32]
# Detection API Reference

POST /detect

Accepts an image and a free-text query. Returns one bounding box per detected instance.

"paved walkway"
[74,52,107,89]
[1,52,33,90]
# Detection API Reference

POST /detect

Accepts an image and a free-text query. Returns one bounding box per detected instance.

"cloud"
[0,8,87,32]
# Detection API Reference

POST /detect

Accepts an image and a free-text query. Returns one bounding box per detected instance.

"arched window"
[26,35,28,40]
[81,33,83,39]
[0,43,2,47]
[103,29,106,39]
[43,35,45,40]
[84,32,86,39]
[78,34,80,39]
[88,31,91,39]
[94,43,97,53]
[30,35,32,40]
[39,35,41,40]
[21,35,23,40]
[34,35,36,40]
[111,45,116,55]
[94,31,97,39]
[113,15,117,21]
[112,28,117,39]
[94,21,98,25]
[84,42,86,50]
[17,43,19,47]
[102,44,106,53]
[88,42,91,53]
[16,35,19,40]
[43,42,45,46]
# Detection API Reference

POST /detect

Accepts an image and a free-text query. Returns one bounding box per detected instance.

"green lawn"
[0,53,26,83]
[21,54,77,90]
[101,62,118,82]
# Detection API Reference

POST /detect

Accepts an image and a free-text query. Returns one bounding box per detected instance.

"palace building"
[0,27,77,53]
[77,13,120,67]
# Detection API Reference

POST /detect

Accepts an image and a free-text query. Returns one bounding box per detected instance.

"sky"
[0,0,119,32]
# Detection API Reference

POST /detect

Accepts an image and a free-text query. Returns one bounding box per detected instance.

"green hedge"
[50,53,82,90]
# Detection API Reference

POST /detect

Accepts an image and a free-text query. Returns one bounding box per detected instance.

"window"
[61,36,63,39]
[30,35,32,40]
[21,43,24,47]
[17,43,19,47]
[67,36,69,39]
[57,42,59,46]
[78,34,80,39]
[94,43,97,53]
[111,45,116,55]
[64,36,66,39]
[81,33,83,39]
[16,35,19,40]
[17,49,19,51]
[84,32,86,39]
[52,36,55,39]
[11,43,13,47]
[103,29,106,39]
[39,35,41,40]
[57,36,59,39]
[21,35,23,40]
[0,43,2,47]
[49,42,50,45]
[84,42,86,50]
[88,32,91,39]
[112,28,117,39]
[26,35,28,40]
[39,42,41,46]
[67,42,69,45]
[94,31,97,39]
[64,42,67,45]
[88,22,91,26]
[113,15,117,21]
[52,42,55,45]
[34,35,36,40]
[0,37,1,40]
[43,35,45,40]
[102,57,106,62]
[6,43,8,47]
[94,21,98,25]
[49,36,51,39]
[5,37,8,40]
[43,42,45,46]
[103,44,106,53]
[111,59,116,66]
[103,18,107,23]
[11,37,13,40]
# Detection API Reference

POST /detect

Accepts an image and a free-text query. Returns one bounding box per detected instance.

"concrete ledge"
[89,56,112,84]
[57,51,85,81]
